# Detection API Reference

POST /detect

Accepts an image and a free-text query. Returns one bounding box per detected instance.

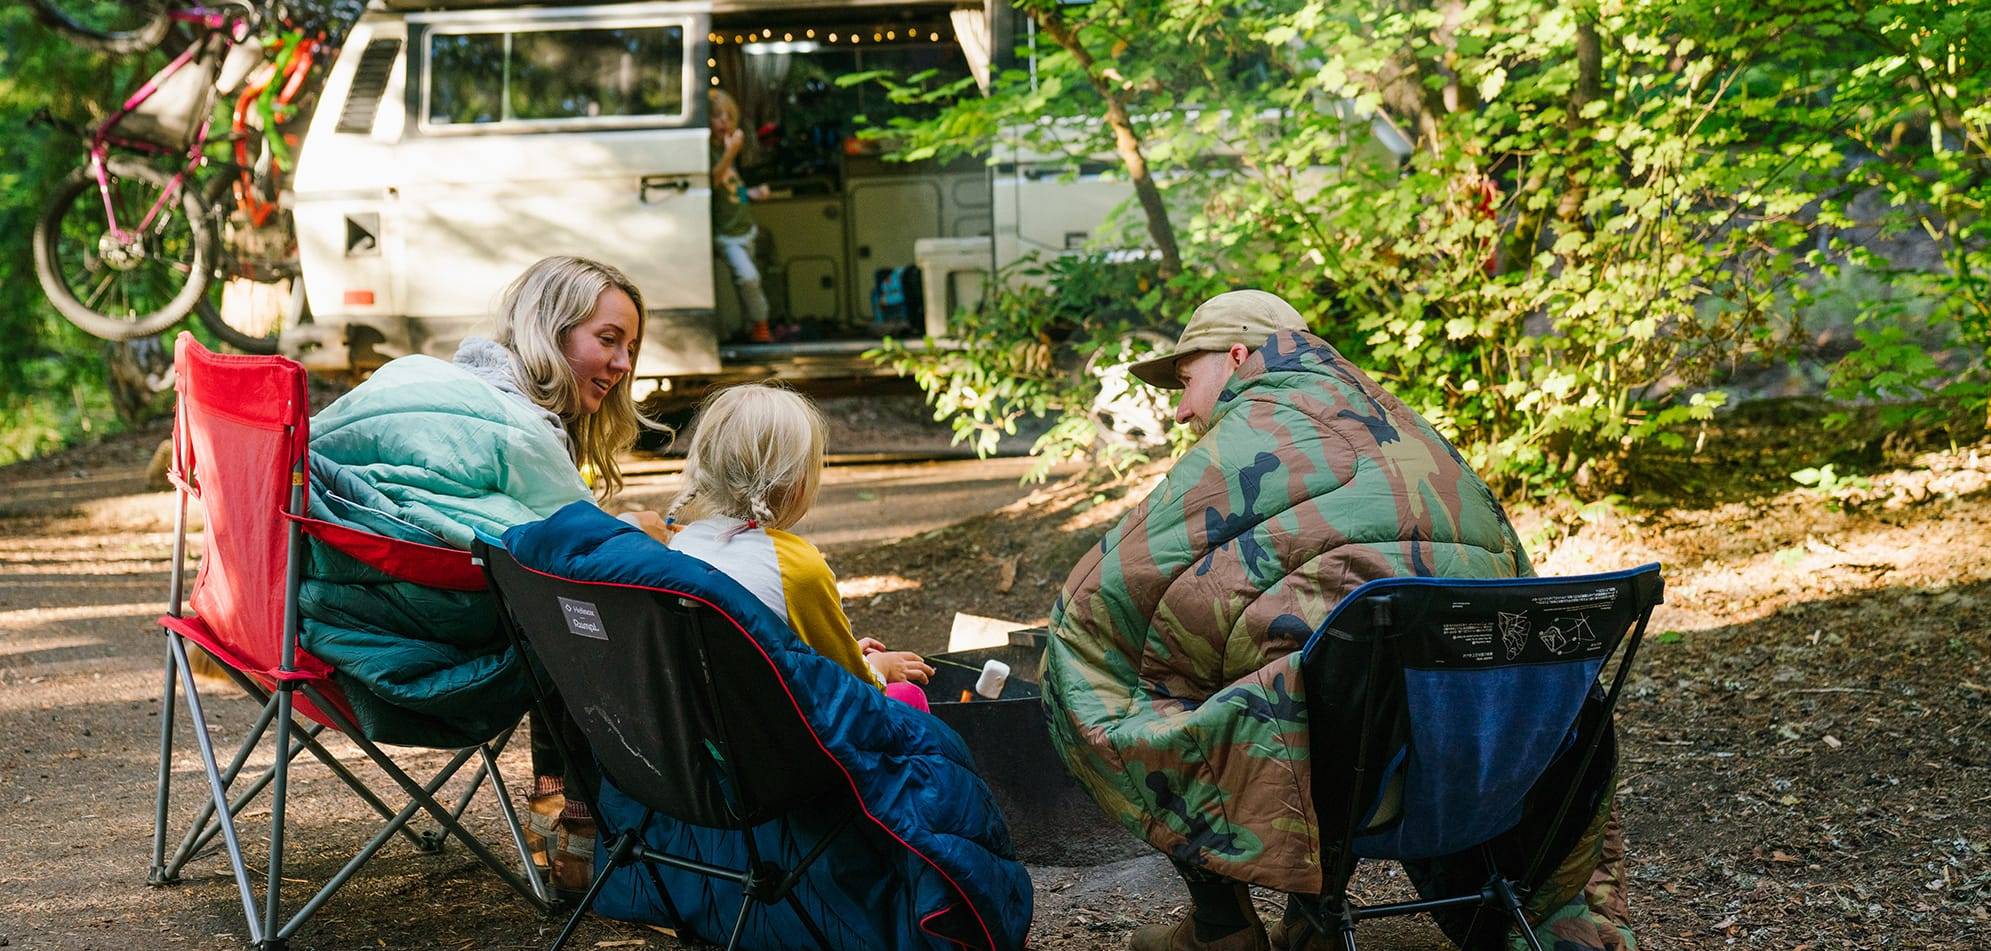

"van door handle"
[641,175,692,203]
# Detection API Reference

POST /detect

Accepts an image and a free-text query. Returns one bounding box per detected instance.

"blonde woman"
[665,384,935,704]
[308,254,668,900]
[452,255,672,895]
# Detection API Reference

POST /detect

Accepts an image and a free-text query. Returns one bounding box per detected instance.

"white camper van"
[289,0,1132,403]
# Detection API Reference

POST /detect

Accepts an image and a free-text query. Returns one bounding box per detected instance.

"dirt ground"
[2,399,1988,949]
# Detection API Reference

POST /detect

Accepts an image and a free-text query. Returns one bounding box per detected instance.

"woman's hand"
[620,509,679,544]
[865,649,933,685]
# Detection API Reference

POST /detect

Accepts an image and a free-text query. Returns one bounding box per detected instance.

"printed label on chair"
[558,596,608,640]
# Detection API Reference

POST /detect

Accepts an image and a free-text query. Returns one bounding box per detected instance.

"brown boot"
[522,789,563,873]
[1266,914,1335,951]
[550,815,597,900]
[1128,916,1271,951]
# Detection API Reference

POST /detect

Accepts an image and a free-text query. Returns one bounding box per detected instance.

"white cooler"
[913,236,993,339]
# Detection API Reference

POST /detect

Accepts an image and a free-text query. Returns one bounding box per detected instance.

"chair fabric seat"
[502,502,1033,951]
[157,612,360,733]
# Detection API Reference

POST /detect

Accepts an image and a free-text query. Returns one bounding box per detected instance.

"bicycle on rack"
[29,0,328,355]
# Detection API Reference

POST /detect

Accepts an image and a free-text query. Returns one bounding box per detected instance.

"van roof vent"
[335,38,402,135]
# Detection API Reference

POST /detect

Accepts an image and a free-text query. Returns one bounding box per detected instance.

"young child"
[664,384,933,706]
[709,88,774,345]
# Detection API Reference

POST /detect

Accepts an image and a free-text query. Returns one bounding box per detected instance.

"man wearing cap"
[1042,290,1633,951]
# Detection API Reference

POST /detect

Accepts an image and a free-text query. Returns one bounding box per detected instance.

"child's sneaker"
[747,321,773,343]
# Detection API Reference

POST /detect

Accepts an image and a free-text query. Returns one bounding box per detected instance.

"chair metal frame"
[148,335,551,950]
[1295,567,1663,951]
[478,540,856,951]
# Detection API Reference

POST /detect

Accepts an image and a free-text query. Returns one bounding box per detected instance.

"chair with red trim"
[149,334,550,949]
[476,536,861,951]
[475,501,1033,951]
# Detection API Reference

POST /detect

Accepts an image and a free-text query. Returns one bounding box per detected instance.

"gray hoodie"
[451,336,574,459]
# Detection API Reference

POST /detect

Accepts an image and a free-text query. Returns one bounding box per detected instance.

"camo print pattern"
[1523,799,1635,951]
[1044,330,1533,894]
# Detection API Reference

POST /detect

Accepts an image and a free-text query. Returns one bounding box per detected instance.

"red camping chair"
[149,334,550,949]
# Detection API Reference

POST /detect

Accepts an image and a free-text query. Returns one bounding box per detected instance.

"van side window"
[429,33,505,125]
[427,24,686,127]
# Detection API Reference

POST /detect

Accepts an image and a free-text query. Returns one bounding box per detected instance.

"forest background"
[1,0,1985,506]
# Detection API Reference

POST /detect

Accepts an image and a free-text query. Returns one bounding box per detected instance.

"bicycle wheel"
[191,182,298,354]
[34,157,214,341]
[27,0,171,55]
[192,274,303,355]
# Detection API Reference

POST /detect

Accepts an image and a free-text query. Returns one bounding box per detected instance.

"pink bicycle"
[30,0,321,354]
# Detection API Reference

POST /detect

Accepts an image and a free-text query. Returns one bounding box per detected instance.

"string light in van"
[742,40,822,56]
[716,23,947,47]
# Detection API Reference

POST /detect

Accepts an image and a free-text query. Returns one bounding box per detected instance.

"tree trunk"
[1558,9,1604,223]
[1034,9,1183,278]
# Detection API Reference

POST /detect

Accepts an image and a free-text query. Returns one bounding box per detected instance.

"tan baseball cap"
[1127,290,1308,389]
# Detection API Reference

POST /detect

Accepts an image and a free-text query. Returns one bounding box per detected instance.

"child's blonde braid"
[746,486,777,529]
[663,485,699,528]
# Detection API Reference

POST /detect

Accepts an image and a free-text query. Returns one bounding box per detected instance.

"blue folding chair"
[1298,565,1663,950]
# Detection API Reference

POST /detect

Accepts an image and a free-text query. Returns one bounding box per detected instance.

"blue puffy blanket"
[503,504,1033,950]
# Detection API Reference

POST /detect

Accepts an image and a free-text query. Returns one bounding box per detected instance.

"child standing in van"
[709,88,774,344]
[664,384,934,706]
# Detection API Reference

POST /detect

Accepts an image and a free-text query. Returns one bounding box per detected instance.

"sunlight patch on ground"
[0,602,162,630]
[0,633,106,658]
[1532,447,1991,638]
[837,574,923,599]
[0,559,174,577]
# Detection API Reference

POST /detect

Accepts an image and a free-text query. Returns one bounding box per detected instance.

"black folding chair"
[1297,565,1664,950]
[475,539,860,951]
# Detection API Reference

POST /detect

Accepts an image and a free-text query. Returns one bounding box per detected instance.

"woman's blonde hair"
[665,384,827,531]
[494,255,647,500]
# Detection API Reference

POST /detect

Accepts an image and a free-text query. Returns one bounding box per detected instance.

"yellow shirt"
[667,515,881,689]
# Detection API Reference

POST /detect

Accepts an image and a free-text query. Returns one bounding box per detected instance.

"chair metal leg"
[300,683,549,908]
[169,636,265,945]
[175,723,324,871]
[150,636,181,885]
[724,886,757,951]
[209,662,427,850]
[785,889,834,951]
[551,830,641,951]
[1493,877,1546,951]
[273,744,483,941]
[1331,896,1360,951]
[480,741,552,905]
[263,685,296,941]
[167,692,285,875]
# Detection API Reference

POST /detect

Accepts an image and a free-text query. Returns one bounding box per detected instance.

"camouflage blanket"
[1043,329,1533,895]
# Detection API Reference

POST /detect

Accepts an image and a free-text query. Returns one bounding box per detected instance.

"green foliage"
[1791,462,1873,510]
[868,252,1173,481]
[864,0,1988,500]
[0,3,361,464]
[1805,1,1991,433]
[0,5,161,456]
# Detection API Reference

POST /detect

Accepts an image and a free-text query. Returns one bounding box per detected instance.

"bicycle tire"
[26,0,172,55]
[33,158,215,341]
[194,178,298,354]
[192,276,302,355]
